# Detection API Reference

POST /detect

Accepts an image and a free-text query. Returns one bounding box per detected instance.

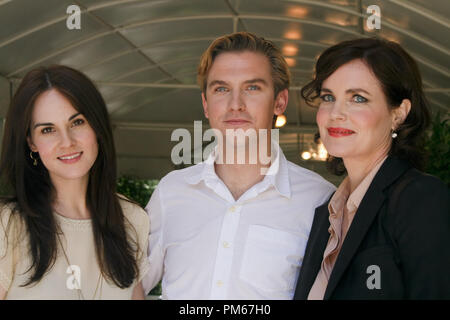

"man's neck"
[213,141,275,200]
[214,162,268,201]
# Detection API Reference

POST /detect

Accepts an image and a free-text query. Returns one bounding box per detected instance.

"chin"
[324,146,352,159]
[49,166,91,181]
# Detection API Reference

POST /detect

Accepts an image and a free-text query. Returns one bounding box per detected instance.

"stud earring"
[391,131,398,139]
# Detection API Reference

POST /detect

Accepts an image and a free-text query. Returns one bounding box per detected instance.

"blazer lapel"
[323,184,385,299]
[323,156,410,299]
[295,204,331,299]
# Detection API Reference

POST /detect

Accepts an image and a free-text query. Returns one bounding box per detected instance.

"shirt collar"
[328,177,351,217]
[328,155,388,216]
[346,155,387,212]
[185,142,291,199]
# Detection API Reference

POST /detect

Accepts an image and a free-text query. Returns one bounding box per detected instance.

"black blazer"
[294,156,450,299]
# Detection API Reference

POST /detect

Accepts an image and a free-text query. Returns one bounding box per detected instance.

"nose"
[59,129,75,148]
[329,99,347,121]
[229,90,246,112]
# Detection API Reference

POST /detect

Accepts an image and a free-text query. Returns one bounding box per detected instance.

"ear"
[27,136,38,153]
[201,92,209,119]
[392,99,411,130]
[274,89,289,116]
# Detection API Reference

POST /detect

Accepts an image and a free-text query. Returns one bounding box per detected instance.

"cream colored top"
[308,156,387,300]
[0,198,150,300]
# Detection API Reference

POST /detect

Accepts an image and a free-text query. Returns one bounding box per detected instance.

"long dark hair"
[301,37,431,175]
[0,65,139,288]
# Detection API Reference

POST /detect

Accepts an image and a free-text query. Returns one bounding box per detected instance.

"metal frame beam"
[5,12,448,78]
[1,0,447,70]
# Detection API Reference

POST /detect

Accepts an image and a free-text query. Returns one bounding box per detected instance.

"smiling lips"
[57,152,83,164]
[327,127,355,137]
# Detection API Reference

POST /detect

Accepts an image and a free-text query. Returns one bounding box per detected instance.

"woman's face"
[28,89,98,184]
[316,59,396,163]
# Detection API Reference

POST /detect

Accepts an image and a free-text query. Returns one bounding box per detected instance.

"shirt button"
[217,280,223,287]
[229,206,236,213]
[223,241,230,248]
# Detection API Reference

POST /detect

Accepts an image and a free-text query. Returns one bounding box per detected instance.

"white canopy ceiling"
[0,0,448,181]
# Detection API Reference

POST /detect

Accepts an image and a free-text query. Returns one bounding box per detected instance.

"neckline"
[54,211,92,229]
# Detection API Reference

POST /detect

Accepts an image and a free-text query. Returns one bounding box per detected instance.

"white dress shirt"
[143,143,335,299]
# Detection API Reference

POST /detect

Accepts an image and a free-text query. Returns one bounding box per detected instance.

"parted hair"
[301,37,431,175]
[197,31,291,97]
[0,65,140,288]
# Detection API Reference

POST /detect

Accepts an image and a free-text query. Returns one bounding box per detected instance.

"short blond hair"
[197,32,291,97]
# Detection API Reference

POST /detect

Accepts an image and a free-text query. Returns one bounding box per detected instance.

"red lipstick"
[327,127,355,137]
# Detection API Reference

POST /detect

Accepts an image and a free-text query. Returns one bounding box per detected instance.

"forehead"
[207,51,272,83]
[32,89,78,122]
[323,59,382,92]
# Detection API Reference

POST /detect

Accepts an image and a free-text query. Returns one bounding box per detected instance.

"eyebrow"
[208,78,269,88]
[321,87,371,96]
[33,112,82,129]
[208,80,228,88]
[243,78,268,85]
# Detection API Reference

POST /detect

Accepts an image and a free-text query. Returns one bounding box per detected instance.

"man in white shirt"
[143,32,335,299]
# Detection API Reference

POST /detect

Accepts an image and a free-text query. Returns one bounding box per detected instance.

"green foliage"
[116,175,162,296]
[116,176,159,208]
[425,112,450,186]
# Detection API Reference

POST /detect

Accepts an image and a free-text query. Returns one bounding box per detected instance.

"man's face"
[202,51,288,136]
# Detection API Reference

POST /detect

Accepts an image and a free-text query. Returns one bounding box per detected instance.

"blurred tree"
[424,112,450,187]
[117,176,158,208]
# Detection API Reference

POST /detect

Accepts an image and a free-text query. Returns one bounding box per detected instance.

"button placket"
[209,204,242,299]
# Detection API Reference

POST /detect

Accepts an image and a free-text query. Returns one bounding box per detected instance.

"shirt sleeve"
[134,206,151,285]
[0,205,19,292]
[392,175,450,299]
[142,185,165,295]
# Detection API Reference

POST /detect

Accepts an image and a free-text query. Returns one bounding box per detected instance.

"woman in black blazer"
[294,37,450,300]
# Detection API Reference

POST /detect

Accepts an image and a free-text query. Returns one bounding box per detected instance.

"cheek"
[81,129,99,157]
[316,106,329,128]
[32,136,57,159]
[204,99,223,119]
[352,108,373,125]
[350,108,389,134]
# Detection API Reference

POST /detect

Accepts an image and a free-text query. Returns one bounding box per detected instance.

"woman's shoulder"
[0,201,26,254]
[116,194,149,228]
[0,201,22,230]
[392,168,448,198]
[386,168,449,222]
[116,195,149,248]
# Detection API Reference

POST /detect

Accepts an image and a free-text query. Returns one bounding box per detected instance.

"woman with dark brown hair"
[0,65,149,299]
[294,37,450,299]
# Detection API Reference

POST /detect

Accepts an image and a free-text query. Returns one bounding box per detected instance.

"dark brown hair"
[197,31,291,97]
[302,37,431,175]
[0,65,139,288]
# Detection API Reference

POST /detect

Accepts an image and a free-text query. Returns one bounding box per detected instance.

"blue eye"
[215,87,228,93]
[353,95,368,103]
[247,85,260,91]
[320,94,334,102]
